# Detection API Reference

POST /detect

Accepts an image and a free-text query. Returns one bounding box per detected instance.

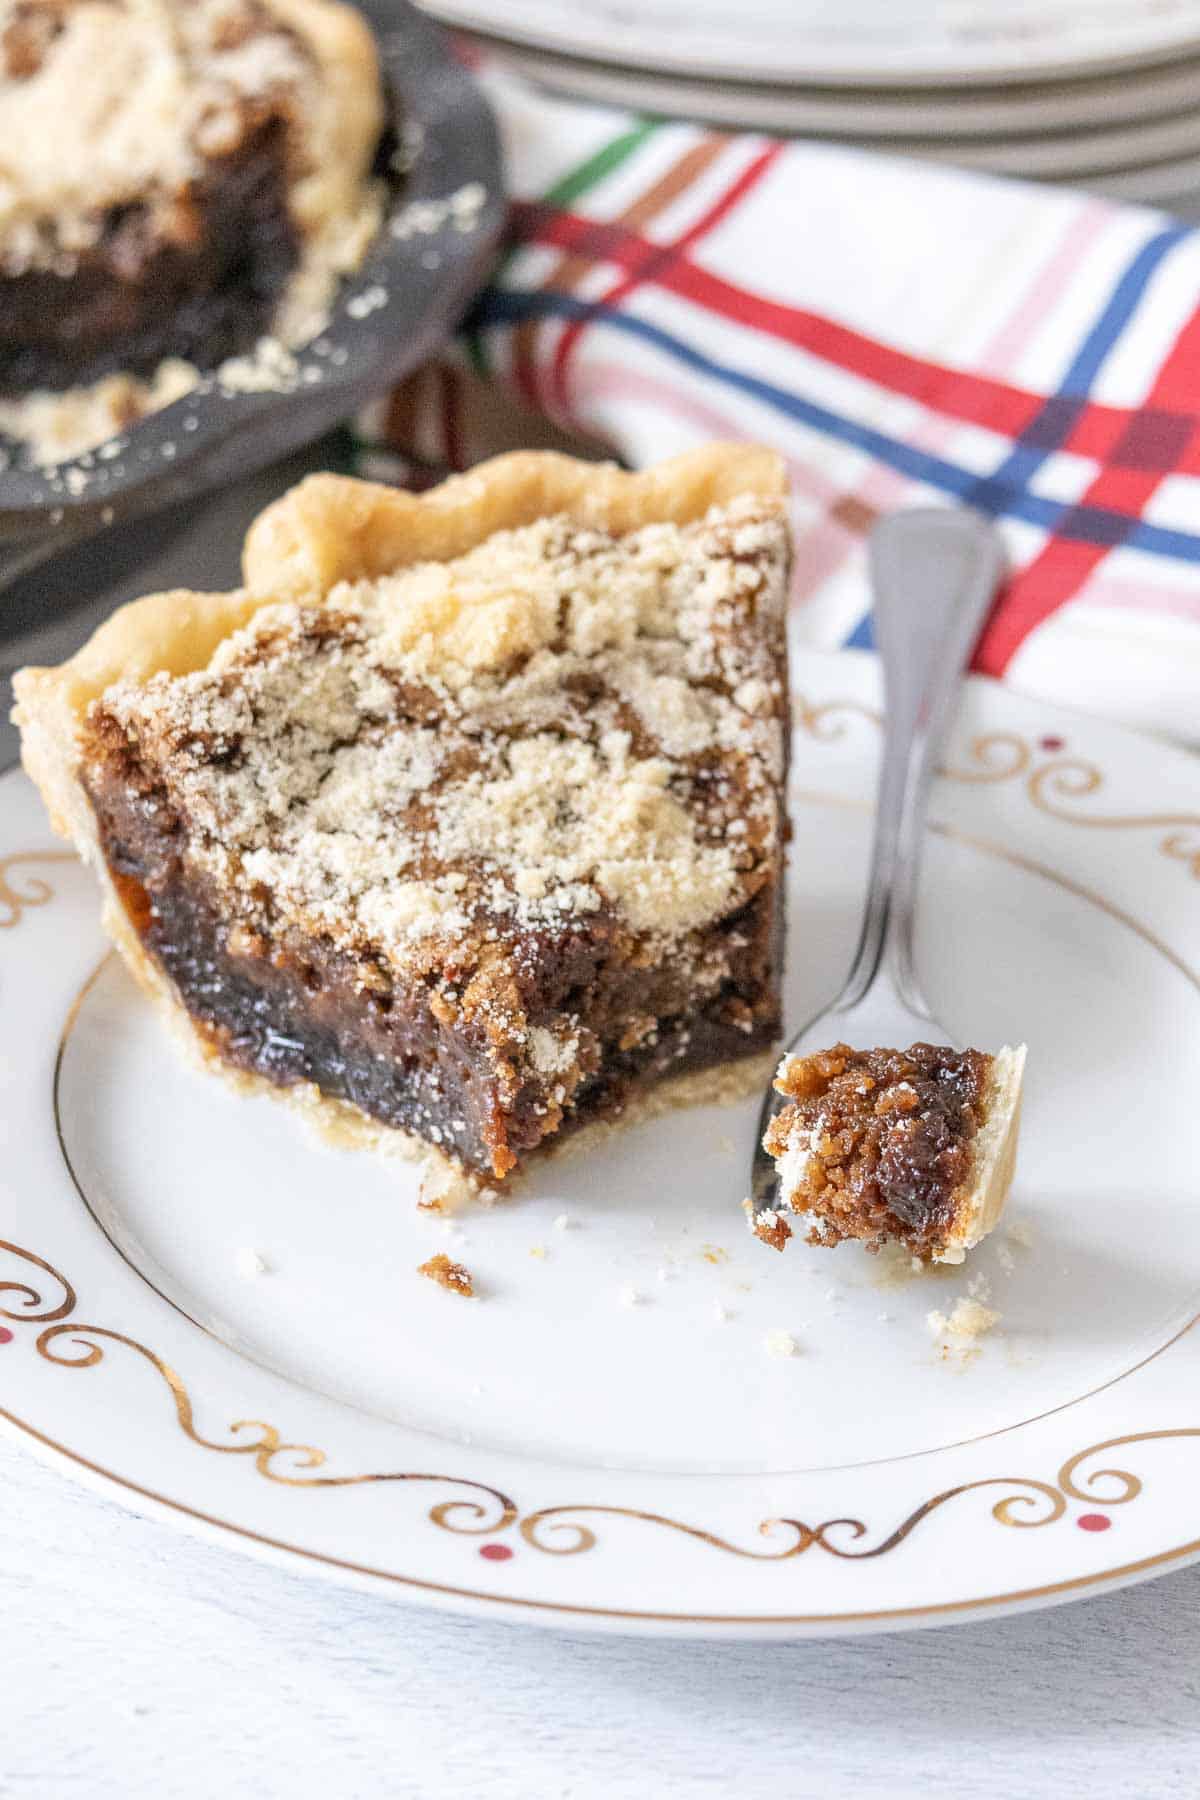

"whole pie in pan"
[755,1041,1026,1263]
[14,446,792,1193]
[0,0,384,451]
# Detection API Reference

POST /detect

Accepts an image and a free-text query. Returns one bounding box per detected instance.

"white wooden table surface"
[3,1431,1200,1800]
[4,463,1199,1800]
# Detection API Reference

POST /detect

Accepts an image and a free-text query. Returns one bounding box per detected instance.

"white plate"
[419,0,1200,87]
[1082,155,1200,208]
[482,42,1200,185]
[486,39,1200,145]
[2,648,1199,1637]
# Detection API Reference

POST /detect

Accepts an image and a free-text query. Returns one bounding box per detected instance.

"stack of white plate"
[420,0,1200,212]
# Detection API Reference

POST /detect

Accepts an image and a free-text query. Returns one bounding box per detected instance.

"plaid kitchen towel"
[363,70,1200,744]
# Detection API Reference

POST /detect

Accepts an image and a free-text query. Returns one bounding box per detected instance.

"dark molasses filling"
[83,733,781,1181]
[0,116,300,397]
[764,1042,990,1258]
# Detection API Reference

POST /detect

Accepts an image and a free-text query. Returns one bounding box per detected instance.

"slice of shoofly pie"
[14,446,791,1195]
[755,1041,1026,1264]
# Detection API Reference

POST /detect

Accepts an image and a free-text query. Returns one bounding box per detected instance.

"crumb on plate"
[418,1252,474,1298]
[927,1296,1000,1341]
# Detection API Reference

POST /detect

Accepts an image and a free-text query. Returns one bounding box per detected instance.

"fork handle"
[839,508,1006,1016]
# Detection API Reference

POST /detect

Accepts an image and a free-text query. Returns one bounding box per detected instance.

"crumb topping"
[417,1251,474,1297]
[95,499,788,973]
[0,357,198,465]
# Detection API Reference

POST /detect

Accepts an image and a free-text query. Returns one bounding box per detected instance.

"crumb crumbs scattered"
[712,1301,729,1323]
[389,183,487,243]
[1006,1218,1035,1249]
[996,1243,1015,1275]
[764,1329,798,1359]
[927,1296,1001,1342]
[418,1252,474,1298]
[234,1246,269,1278]
[345,283,388,320]
[216,335,300,396]
[618,1284,642,1309]
[552,1213,571,1232]
[529,1245,547,1260]
[967,1271,992,1303]
[746,1201,792,1252]
[702,1244,729,1265]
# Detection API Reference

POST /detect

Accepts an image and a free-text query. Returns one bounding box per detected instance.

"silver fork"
[749,507,1007,1211]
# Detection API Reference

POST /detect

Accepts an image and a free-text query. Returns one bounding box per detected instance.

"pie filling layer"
[0,119,300,396]
[85,740,778,1176]
[77,497,789,1180]
[763,1043,991,1259]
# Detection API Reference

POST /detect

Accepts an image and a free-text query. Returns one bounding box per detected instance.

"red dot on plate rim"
[1039,734,1065,752]
[1077,1512,1111,1532]
[0,1327,13,1346]
[479,1542,513,1562]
